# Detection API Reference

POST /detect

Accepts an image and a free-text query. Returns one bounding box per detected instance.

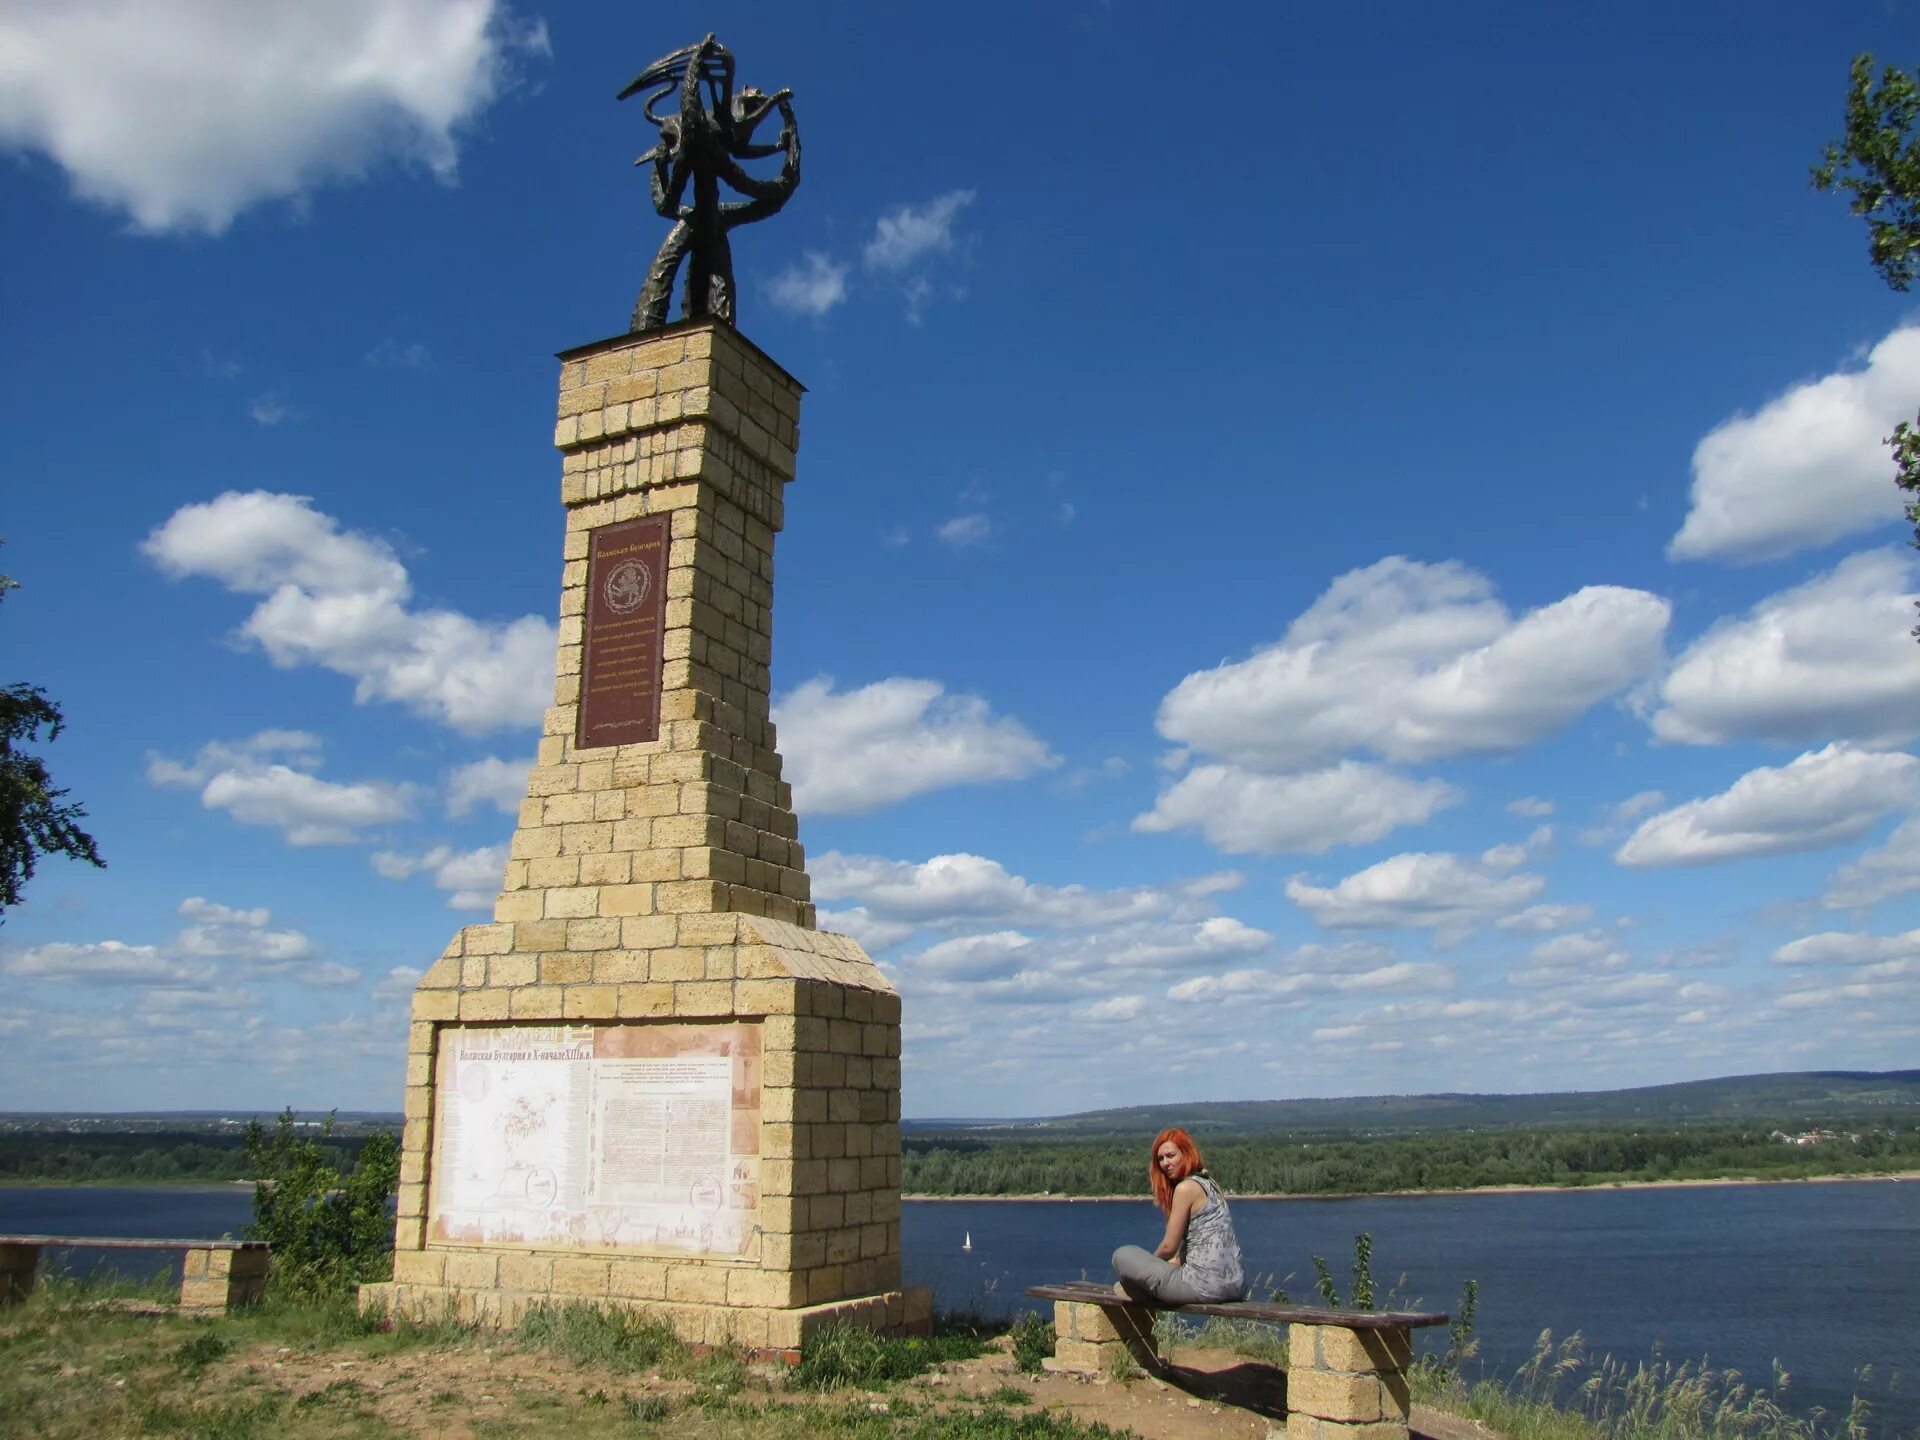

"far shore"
[903,1169,1920,1202]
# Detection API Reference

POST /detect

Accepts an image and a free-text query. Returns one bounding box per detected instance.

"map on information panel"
[427,1022,762,1257]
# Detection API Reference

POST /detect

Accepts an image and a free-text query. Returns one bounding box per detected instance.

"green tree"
[1,562,105,915]
[1813,54,1920,597]
[243,1109,400,1299]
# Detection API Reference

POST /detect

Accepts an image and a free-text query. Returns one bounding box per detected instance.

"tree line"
[902,1123,1920,1197]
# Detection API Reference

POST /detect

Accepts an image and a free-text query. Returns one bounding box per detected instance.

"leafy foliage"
[0,563,105,918]
[242,1109,398,1299]
[1813,55,1920,290]
[1813,54,1920,583]
[1008,1311,1055,1375]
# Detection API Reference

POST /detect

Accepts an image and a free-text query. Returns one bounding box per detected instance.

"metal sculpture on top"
[620,34,800,333]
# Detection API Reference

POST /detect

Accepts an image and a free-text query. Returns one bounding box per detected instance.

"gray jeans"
[1112,1244,1215,1305]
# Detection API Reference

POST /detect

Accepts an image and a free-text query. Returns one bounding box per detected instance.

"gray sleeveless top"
[1181,1174,1246,1301]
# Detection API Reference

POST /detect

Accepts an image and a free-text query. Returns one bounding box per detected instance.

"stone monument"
[359,38,926,1353]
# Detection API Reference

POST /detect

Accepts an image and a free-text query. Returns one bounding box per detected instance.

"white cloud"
[143,491,554,734]
[773,677,1056,816]
[372,843,505,911]
[0,0,546,235]
[1669,327,1920,563]
[173,896,316,965]
[249,393,296,426]
[296,961,364,988]
[446,755,530,817]
[1081,995,1145,1022]
[1507,796,1555,818]
[366,339,431,369]
[1650,549,1920,747]
[1772,929,1920,966]
[936,514,992,547]
[1133,761,1459,855]
[149,730,416,845]
[1615,744,1920,867]
[863,190,975,271]
[1169,959,1448,1004]
[4,940,213,986]
[812,850,1231,929]
[1496,903,1596,933]
[1824,815,1920,908]
[1285,850,1546,939]
[1482,825,1554,871]
[1155,557,1669,770]
[768,252,849,316]
[1508,930,1631,986]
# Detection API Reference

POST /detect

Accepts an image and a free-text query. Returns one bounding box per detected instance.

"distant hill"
[906,1070,1920,1137]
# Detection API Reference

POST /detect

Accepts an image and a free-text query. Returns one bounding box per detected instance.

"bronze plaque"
[578,515,669,749]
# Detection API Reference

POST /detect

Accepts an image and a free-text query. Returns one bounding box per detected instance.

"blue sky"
[4,0,1919,1117]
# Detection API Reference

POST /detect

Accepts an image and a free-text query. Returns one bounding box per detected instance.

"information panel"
[577,515,669,749]
[427,1021,762,1257]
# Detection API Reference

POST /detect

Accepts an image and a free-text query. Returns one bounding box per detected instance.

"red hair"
[1149,1128,1205,1213]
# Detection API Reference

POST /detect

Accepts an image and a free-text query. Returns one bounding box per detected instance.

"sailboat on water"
[961,1231,972,1252]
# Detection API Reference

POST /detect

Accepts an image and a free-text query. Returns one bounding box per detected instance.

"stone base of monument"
[358,1277,933,1352]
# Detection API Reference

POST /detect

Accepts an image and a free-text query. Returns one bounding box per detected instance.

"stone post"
[359,321,926,1352]
[1286,1322,1414,1440]
[0,1244,38,1305]
[1047,1299,1160,1376]
[179,1245,271,1313]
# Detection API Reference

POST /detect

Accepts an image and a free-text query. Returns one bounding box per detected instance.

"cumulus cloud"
[0,0,547,235]
[1669,327,1920,563]
[1772,929,1920,966]
[148,730,416,845]
[1133,761,1460,855]
[1495,903,1596,933]
[768,252,849,317]
[372,842,506,910]
[1824,815,1920,909]
[4,940,213,986]
[1169,956,1448,1004]
[143,492,554,734]
[173,896,317,965]
[1650,549,1920,747]
[863,190,975,271]
[773,677,1056,816]
[1615,744,1920,867]
[1155,557,1670,771]
[1508,930,1631,987]
[1507,796,1555,818]
[1284,849,1547,940]
[445,755,530,817]
[812,851,1235,930]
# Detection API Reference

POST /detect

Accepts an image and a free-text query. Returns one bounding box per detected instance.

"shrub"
[242,1110,398,1300]
[789,1322,991,1391]
[1009,1311,1055,1375]
[514,1302,683,1371]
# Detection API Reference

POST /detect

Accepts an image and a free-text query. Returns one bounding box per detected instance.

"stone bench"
[0,1235,272,1314]
[1027,1280,1447,1440]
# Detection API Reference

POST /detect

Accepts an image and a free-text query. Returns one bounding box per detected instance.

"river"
[3,1179,1912,1432]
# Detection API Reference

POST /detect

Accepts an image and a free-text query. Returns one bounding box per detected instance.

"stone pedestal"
[1046,1299,1160,1376]
[1285,1323,1414,1440]
[359,321,922,1352]
[0,1245,36,1305]
[180,1246,271,1313]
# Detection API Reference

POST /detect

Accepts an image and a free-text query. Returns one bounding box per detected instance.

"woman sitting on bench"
[1112,1126,1248,1304]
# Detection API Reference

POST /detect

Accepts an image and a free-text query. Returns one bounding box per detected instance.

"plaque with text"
[578,516,669,749]
[428,1021,763,1256]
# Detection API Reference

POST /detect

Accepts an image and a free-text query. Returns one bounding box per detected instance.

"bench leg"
[0,1244,39,1306]
[1287,1322,1413,1440]
[1046,1300,1160,1377]
[179,1249,271,1314]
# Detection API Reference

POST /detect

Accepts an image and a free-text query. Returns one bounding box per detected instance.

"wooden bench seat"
[1027,1280,1447,1440]
[0,1235,271,1314]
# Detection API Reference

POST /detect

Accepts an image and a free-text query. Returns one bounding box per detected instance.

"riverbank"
[904,1168,1920,1201]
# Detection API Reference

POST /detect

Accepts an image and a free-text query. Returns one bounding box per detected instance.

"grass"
[1410,1331,1885,1440]
[788,1321,993,1391]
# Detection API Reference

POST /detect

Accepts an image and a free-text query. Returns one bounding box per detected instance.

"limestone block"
[1316,1324,1413,1373]
[1289,1368,1389,1424]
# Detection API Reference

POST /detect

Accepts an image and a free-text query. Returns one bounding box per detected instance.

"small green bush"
[1009,1312,1055,1376]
